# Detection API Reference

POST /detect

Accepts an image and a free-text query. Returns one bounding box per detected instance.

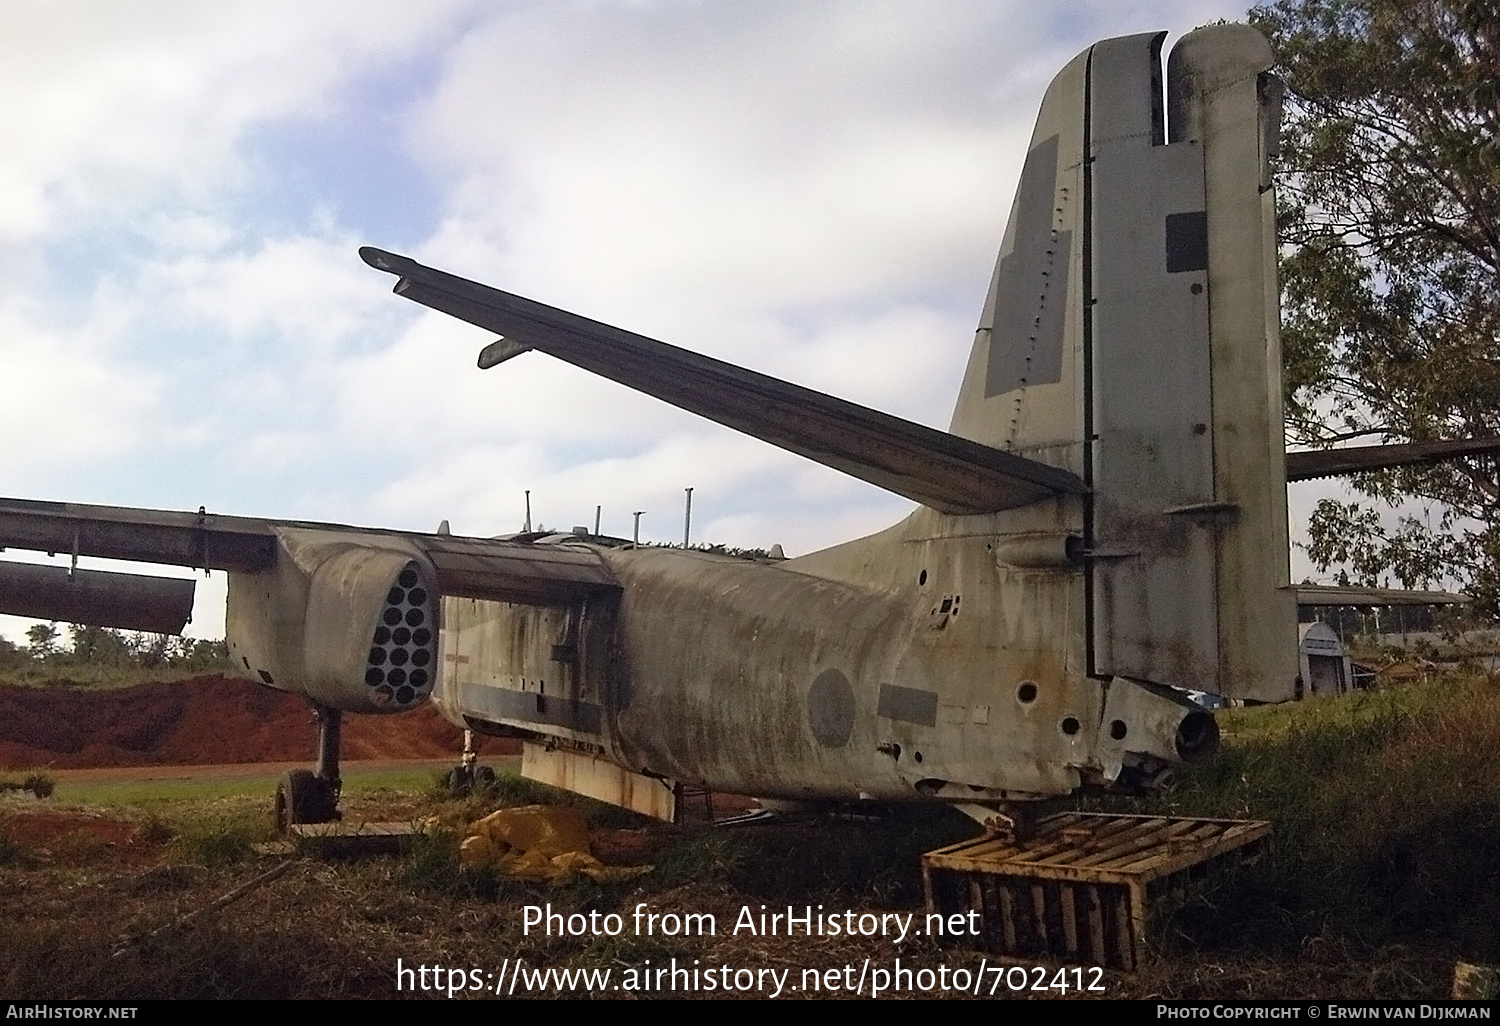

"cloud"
[0,1,474,245]
[142,225,398,352]
[409,3,1045,322]
[0,297,164,480]
[0,1,1263,646]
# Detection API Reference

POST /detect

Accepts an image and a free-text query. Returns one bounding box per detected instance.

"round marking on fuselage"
[807,668,856,748]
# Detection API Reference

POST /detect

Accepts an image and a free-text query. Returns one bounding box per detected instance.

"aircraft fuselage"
[435,503,1210,806]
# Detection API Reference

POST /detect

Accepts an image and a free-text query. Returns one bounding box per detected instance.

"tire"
[475,765,496,786]
[275,769,336,834]
[446,766,471,797]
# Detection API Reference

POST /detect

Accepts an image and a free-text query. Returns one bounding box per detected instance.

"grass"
[43,764,447,808]
[168,817,261,868]
[0,773,55,798]
[424,766,651,828]
[0,825,26,866]
[3,673,1497,998]
[1084,672,1500,961]
[0,664,229,690]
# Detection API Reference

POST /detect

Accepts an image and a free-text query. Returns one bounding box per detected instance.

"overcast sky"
[4,0,1364,645]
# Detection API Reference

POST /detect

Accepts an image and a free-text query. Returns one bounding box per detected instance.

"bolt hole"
[1110,719,1128,740]
[1061,716,1081,736]
[1017,681,1038,704]
[918,570,927,586]
[914,751,923,764]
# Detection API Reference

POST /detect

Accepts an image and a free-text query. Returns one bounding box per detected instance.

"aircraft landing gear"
[445,728,495,797]
[274,704,343,836]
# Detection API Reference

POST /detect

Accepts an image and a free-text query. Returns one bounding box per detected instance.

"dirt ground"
[0,793,1461,1001]
[0,674,515,769]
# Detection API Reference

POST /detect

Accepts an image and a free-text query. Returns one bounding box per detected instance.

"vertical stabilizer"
[948,47,1088,472]
[1165,25,1296,701]
[950,27,1295,701]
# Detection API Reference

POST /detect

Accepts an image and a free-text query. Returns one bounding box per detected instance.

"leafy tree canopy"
[2,623,230,674]
[1249,0,1500,612]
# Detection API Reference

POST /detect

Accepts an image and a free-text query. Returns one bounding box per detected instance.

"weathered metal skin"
[227,528,440,714]
[435,496,1207,803]
[0,561,196,635]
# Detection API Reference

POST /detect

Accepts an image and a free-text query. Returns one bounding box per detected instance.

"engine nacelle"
[225,527,439,714]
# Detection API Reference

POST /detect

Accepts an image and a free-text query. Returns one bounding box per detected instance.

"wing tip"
[359,246,409,274]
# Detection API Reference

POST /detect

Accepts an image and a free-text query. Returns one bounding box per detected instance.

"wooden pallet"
[922,812,1270,970]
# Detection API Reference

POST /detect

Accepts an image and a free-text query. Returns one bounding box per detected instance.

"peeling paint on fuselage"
[431,502,1154,804]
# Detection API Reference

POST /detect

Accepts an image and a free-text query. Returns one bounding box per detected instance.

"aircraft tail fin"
[948,27,1296,701]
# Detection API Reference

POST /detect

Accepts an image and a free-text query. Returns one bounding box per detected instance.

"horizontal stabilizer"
[1294,584,1469,607]
[1286,437,1500,481]
[360,247,1086,515]
[0,560,196,634]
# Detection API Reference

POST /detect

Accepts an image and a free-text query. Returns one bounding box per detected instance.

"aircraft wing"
[360,247,1087,516]
[1286,437,1500,481]
[0,496,619,634]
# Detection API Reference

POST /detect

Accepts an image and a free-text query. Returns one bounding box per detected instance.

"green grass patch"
[0,773,55,798]
[1086,674,1500,960]
[0,665,227,690]
[51,764,443,809]
[168,818,262,868]
[716,805,976,903]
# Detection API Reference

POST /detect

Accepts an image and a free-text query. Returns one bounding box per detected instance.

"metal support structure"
[683,487,693,548]
[313,705,342,798]
[462,728,478,774]
[632,511,644,549]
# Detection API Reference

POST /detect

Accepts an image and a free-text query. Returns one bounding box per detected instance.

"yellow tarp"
[459,804,652,885]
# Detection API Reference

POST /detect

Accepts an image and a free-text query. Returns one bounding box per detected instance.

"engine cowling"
[225,527,439,714]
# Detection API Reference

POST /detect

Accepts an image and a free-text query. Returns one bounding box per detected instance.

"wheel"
[275,769,337,835]
[445,766,472,797]
[475,765,496,786]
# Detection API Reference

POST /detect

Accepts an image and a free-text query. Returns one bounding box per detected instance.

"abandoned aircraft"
[3,25,1497,830]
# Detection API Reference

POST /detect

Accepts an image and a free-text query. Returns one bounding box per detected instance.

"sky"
[2,0,1354,646]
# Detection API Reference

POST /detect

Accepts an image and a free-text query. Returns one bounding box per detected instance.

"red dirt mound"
[0,675,512,769]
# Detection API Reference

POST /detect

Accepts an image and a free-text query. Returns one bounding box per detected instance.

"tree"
[1248,0,1500,612]
[0,635,24,671]
[25,622,59,660]
[67,623,132,666]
